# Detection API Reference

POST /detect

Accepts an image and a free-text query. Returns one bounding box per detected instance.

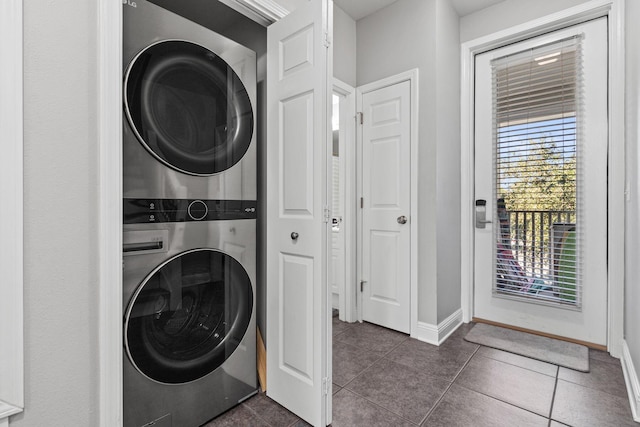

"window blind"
[491,36,584,307]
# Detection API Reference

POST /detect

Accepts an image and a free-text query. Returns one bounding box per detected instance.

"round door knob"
[291,232,299,240]
[397,215,408,225]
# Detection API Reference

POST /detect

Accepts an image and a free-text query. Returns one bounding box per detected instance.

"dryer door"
[124,40,254,176]
[124,248,253,384]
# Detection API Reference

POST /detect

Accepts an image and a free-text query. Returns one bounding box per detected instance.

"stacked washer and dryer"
[122,1,258,426]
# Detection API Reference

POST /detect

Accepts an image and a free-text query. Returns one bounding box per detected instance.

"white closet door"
[266,0,333,425]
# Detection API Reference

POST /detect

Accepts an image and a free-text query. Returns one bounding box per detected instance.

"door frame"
[333,78,357,323]
[98,0,123,426]
[460,0,625,357]
[356,69,419,337]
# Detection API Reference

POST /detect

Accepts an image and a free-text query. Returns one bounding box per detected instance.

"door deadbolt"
[475,199,492,229]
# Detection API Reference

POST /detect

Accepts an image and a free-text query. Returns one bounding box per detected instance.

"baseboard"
[415,309,463,346]
[621,340,640,422]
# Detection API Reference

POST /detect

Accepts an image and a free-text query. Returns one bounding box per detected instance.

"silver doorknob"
[397,215,407,224]
[291,232,299,240]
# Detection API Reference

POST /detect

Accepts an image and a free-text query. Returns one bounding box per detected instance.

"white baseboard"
[414,309,463,346]
[621,340,640,422]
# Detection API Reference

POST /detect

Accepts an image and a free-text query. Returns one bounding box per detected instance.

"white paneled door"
[360,80,411,334]
[474,18,608,345]
[266,0,333,426]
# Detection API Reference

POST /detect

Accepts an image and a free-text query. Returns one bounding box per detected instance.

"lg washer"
[122,201,258,427]
[123,0,256,201]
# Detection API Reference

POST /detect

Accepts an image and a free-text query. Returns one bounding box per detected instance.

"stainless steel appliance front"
[123,219,257,427]
[123,0,257,200]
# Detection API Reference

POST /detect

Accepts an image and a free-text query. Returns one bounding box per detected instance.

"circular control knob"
[188,200,208,221]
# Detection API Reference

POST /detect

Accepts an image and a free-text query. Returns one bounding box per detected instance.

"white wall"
[625,0,640,385]
[434,0,461,323]
[357,0,461,326]
[333,4,356,87]
[460,0,591,42]
[10,0,100,425]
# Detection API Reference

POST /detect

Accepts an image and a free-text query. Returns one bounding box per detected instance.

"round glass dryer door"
[125,249,253,384]
[124,40,254,175]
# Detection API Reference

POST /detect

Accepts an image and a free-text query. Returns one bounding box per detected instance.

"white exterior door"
[266,0,332,425]
[360,80,411,334]
[474,19,608,345]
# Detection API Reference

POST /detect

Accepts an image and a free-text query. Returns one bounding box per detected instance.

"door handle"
[291,232,299,241]
[397,215,408,225]
[475,199,492,229]
[123,241,163,253]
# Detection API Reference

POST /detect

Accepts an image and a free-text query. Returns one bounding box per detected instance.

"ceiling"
[329,0,506,20]
[450,0,505,17]
[333,0,399,21]
[226,0,507,26]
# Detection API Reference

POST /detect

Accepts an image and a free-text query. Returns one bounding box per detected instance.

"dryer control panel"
[124,198,257,224]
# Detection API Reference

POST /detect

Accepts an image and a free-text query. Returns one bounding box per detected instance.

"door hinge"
[323,31,331,48]
[360,280,367,292]
[323,207,331,223]
[357,111,363,125]
[360,197,363,209]
[322,377,329,395]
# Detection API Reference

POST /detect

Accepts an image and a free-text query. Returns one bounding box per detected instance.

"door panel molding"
[460,0,625,356]
[356,69,419,338]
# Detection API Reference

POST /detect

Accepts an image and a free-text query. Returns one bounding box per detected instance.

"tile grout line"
[451,344,481,382]
[418,344,482,425]
[418,381,455,426]
[450,346,557,421]
[452,381,554,421]
[336,331,411,390]
[548,365,560,424]
[475,350,560,378]
[240,401,277,427]
[336,387,421,426]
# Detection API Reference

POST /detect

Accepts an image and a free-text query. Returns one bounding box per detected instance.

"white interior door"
[360,80,411,334]
[266,1,332,425]
[474,18,608,345]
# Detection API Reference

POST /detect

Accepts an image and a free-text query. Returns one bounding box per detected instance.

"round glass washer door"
[124,40,254,176]
[124,249,253,384]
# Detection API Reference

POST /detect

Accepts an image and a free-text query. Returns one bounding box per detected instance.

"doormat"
[464,323,589,372]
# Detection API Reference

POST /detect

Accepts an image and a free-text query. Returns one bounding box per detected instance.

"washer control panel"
[124,198,257,224]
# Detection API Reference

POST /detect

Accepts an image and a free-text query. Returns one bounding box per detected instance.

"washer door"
[125,249,253,384]
[124,40,254,176]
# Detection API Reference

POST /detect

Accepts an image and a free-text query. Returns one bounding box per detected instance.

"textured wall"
[460,0,591,42]
[333,4,356,87]
[434,0,461,323]
[357,0,462,326]
[11,0,100,425]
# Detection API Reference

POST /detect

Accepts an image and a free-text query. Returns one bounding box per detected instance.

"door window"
[493,37,581,306]
[124,249,252,384]
[124,40,253,175]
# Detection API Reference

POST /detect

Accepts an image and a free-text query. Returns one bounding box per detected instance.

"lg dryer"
[123,0,257,201]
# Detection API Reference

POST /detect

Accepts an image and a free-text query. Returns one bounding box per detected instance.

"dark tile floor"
[205,320,637,427]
